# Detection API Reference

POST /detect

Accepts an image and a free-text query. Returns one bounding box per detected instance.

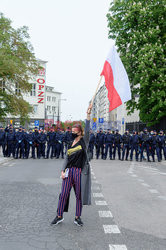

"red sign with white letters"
[37,68,45,103]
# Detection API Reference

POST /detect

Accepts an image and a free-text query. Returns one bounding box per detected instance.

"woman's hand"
[87,103,93,115]
[61,171,66,179]
[87,103,93,120]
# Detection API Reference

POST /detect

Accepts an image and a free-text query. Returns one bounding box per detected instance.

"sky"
[1,0,114,121]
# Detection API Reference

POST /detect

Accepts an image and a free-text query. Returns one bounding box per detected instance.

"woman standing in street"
[51,104,92,226]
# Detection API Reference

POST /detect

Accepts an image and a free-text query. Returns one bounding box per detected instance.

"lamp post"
[57,98,66,124]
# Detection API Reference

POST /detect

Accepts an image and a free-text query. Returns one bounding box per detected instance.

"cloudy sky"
[1,0,114,121]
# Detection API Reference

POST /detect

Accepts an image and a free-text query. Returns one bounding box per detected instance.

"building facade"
[91,84,140,133]
[3,60,62,129]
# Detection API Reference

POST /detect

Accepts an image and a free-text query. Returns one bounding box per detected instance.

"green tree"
[107,0,166,125]
[0,13,40,122]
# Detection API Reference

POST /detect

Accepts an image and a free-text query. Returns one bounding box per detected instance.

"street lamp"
[57,98,66,123]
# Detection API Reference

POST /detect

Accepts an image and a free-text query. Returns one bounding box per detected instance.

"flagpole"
[91,75,103,106]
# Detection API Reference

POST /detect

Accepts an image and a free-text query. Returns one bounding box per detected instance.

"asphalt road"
[0,157,166,250]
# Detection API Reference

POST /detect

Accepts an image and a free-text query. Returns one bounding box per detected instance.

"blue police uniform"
[46,131,56,158]
[64,131,73,154]
[55,131,65,158]
[96,131,105,159]
[140,131,151,162]
[158,133,166,160]
[0,128,6,156]
[6,129,15,157]
[37,131,47,158]
[104,132,114,160]
[121,132,131,161]
[33,130,39,158]
[130,133,139,161]
[25,131,35,158]
[113,131,122,160]
[88,132,96,159]
[15,130,25,159]
[150,134,160,162]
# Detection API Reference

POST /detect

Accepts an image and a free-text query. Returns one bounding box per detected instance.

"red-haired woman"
[51,104,92,226]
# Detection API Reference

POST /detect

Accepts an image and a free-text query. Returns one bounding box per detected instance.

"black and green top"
[66,140,85,169]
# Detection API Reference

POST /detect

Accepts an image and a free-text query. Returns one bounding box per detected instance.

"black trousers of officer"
[122,144,130,160]
[26,143,35,158]
[130,144,138,160]
[113,143,121,160]
[96,143,104,159]
[47,144,55,158]
[0,143,5,156]
[105,143,113,159]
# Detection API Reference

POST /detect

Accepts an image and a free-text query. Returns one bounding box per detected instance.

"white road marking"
[138,179,144,182]
[159,172,166,175]
[93,193,104,198]
[103,225,120,234]
[92,186,100,190]
[149,189,159,194]
[95,200,107,206]
[141,183,150,187]
[109,245,128,250]
[98,211,113,218]
[93,180,99,184]
[158,196,166,201]
[131,174,137,177]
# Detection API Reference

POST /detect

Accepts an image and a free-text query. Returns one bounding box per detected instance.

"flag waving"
[100,46,131,111]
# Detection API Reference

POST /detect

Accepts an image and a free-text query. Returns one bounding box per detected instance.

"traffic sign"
[122,118,125,125]
[99,118,104,123]
[34,120,39,126]
[92,122,97,130]
[93,118,97,123]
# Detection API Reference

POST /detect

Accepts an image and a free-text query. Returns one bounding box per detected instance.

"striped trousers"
[57,167,82,217]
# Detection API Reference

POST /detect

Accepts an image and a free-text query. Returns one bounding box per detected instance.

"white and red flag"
[100,45,131,111]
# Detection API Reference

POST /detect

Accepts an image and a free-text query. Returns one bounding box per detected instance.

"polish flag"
[101,46,131,111]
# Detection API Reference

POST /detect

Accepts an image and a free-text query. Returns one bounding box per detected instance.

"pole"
[91,75,103,106]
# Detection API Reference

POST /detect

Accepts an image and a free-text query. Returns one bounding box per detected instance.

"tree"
[107,0,166,125]
[0,13,40,122]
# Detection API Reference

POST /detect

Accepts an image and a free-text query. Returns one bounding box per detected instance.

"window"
[15,83,21,95]
[52,97,56,102]
[47,106,51,111]
[47,96,51,102]
[52,106,56,112]
[30,83,36,96]
[33,105,38,114]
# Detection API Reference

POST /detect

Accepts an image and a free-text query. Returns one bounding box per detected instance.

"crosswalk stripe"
[103,225,120,234]
[109,245,128,250]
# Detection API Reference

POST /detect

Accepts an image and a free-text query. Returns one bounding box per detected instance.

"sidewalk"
[0,155,13,165]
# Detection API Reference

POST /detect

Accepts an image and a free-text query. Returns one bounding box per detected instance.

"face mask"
[72,133,79,139]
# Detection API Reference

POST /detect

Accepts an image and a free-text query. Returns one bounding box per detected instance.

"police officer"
[158,130,166,161]
[96,128,105,159]
[140,128,151,162]
[121,129,131,161]
[113,129,122,160]
[33,127,39,158]
[46,128,56,159]
[130,130,139,161]
[64,127,73,154]
[104,129,114,160]
[25,129,35,159]
[88,129,96,160]
[37,129,47,159]
[150,130,160,162]
[55,128,65,159]
[0,126,6,156]
[15,126,25,159]
[6,127,15,158]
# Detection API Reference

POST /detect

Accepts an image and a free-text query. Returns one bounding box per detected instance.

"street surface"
[0,157,166,250]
